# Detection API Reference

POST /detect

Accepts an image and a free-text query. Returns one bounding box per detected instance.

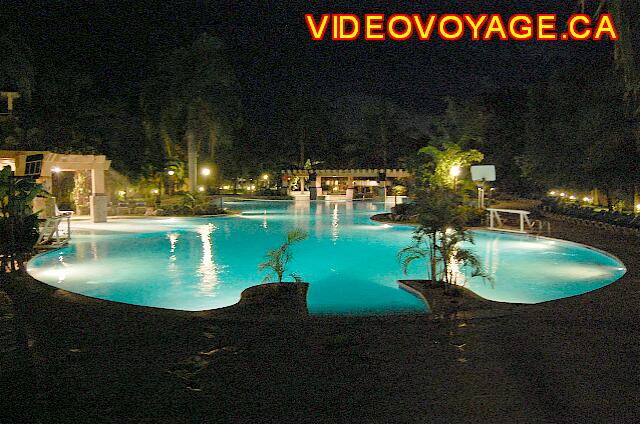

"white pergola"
[0,150,111,223]
[281,168,410,200]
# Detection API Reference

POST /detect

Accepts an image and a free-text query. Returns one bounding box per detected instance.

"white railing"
[36,215,71,248]
[486,208,532,233]
[529,219,552,235]
[486,208,552,235]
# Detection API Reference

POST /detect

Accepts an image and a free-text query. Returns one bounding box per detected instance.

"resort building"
[0,150,111,222]
[281,168,410,202]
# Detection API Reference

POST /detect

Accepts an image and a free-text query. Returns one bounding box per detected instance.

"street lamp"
[167,170,175,176]
[261,174,270,192]
[201,167,211,177]
[52,166,61,173]
[450,165,461,190]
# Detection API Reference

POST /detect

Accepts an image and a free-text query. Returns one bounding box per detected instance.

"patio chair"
[116,202,131,215]
[133,201,147,215]
[54,203,73,217]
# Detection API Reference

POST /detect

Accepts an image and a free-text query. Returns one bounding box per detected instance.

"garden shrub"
[540,197,640,229]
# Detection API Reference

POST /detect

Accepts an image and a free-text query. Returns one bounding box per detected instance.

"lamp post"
[450,165,461,191]
[151,188,160,206]
[166,169,175,195]
[201,167,211,193]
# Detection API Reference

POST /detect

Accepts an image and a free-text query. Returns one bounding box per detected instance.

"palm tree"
[398,188,488,290]
[417,142,484,190]
[258,228,308,283]
[578,0,640,115]
[0,24,35,102]
[0,166,47,271]
[141,34,242,193]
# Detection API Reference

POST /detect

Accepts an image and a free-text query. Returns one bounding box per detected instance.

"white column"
[345,176,354,200]
[90,168,107,223]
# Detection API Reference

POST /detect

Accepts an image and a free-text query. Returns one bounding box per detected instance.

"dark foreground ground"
[1,216,639,423]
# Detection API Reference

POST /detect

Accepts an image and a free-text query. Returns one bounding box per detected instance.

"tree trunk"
[299,127,306,168]
[380,122,388,169]
[430,233,437,284]
[604,187,613,212]
[187,130,198,193]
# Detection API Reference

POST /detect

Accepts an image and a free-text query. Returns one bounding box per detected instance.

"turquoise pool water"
[27,201,626,314]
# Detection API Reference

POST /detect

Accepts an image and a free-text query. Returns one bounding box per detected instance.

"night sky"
[7,1,613,120]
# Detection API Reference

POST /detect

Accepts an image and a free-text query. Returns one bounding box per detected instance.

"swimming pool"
[27,200,626,314]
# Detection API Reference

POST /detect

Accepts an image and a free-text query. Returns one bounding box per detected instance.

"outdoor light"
[549,191,557,196]
[262,174,269,180]
[198,186,205,192]
[569,195,576,200]
[583,197,592,202]
[560,192,566,197]
[636,204,640,212]
[167,170,175,176]
[223,185,230,190]
[151,189,159,195]
[52,166,61,173]
[449,165,461,178]
[250,185,256,190]
[201,167,211,176]
[118,190,126,196]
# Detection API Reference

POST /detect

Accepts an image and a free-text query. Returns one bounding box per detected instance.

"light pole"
[201,167,211,193]
[151,188,160,206]
[166,169,175,195]
[450,165,461,191]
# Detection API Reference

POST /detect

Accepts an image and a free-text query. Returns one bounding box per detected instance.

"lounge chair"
[54,204,73,217]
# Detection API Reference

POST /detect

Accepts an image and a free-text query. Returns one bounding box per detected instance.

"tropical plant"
[140,33,242,193]
[71,171,90,214]
[416,142,484,190]
[336,96,417,169]
[258,228,308,283]
[0,24,35,102]
[578,0,640,115]
[0,166,47,271]
[521,64,636,203]
[397,188,489,290]
[180,193,198,213]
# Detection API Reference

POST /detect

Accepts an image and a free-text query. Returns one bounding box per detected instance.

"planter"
[398,280,482,317]
[236,282,309,316]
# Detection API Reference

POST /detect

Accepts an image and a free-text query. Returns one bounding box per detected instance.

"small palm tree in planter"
[253,228,309,314]
[398,188,489,293]
[258,228,308,283]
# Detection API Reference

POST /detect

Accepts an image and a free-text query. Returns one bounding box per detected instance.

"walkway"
[1,215,639,422]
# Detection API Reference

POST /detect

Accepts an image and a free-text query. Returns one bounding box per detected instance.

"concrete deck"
[1,215,638,422]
